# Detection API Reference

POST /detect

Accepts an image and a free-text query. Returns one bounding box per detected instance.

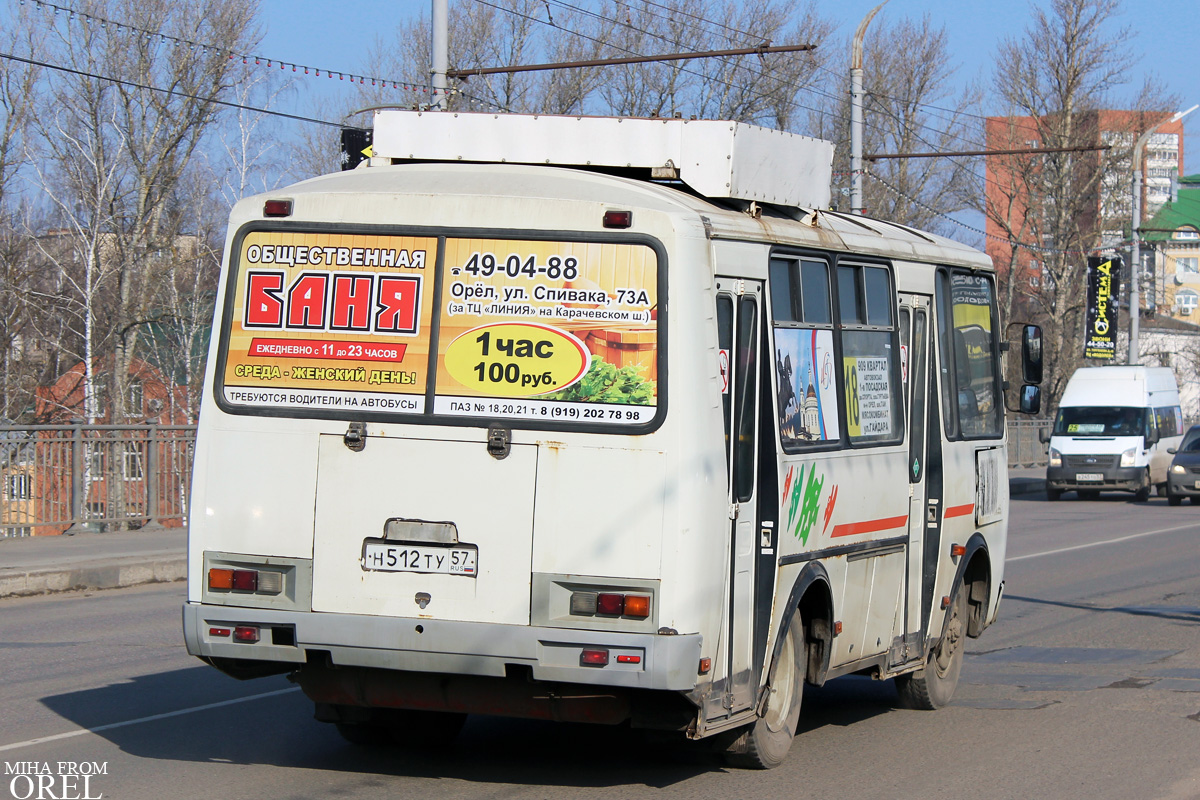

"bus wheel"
[724,610,804,769]
[896,581,967,710]
[1046,487,1062,501]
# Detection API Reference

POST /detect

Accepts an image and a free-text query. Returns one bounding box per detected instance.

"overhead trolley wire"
[0,50,344,127]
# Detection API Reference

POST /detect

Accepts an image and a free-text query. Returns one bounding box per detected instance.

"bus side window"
[837,263,901,445]
[936,269,1002,440]
[770,257,838,449]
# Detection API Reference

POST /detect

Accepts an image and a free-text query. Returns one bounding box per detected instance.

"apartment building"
[984,109,1185,291]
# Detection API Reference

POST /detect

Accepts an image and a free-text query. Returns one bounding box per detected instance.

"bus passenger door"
[897,293,932,666]
[715,279,761,715]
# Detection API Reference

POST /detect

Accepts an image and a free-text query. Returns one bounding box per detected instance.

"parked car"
[1166,424,1200,506]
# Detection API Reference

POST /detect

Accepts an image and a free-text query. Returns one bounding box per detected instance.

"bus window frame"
[767,249,903,453]
[934,267,1004,442]
[212,220,670,436]
[836,261,904,449]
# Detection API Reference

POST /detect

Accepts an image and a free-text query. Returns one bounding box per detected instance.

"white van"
[1043,366,1183,501]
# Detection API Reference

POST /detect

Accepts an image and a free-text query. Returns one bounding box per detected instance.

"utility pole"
[1129,104,1196,364]
[850,1,887,215]
[431,0,449,110]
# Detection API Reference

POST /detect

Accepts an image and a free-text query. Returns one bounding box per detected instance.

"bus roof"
[255,160,991,272]
[370,110,834,210]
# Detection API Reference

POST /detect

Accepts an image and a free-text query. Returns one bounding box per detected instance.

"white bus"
[183,112,1041,768]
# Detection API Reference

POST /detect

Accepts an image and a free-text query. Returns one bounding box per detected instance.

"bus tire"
[1046,487,1062,501]
[724,610,804,769]
[896,581,967,710]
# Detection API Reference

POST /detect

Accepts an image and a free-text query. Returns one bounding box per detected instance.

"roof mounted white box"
[371,110,834,210]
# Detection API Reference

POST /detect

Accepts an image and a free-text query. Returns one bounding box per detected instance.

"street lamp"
[1128,103,1197,363]
[850,1,888,215]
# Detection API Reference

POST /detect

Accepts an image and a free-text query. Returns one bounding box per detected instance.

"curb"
[0,557,185,599]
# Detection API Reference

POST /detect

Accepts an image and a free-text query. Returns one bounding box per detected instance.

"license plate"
[362,542,477,575]
[1076,473,1103,482]
[1194,480,1200,490]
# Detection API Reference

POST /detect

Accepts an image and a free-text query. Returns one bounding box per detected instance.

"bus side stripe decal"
[830,514,908,538]
[944,503,975,519]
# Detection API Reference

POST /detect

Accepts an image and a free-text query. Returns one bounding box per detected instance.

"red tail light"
[603,210,632,228]
[263,199,292,217]
[580,648,609,666]
[231,570,258,591]
[233,626,260,643]
[596,593,624,616]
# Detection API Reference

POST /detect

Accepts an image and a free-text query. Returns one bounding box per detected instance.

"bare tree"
[0,14,42,420]
[804,13,981,233]
[135,176,221,422]
[205,70,294,207]
[986,0,1176,406]
[364,0,831,121]
[26,0,261,431]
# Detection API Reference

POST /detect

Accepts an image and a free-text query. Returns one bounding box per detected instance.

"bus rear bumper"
[182,602,702,692]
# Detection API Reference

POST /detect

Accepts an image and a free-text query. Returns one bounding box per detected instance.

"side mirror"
[1167,447,1178,455]
[1146,431,1160,448]
[1021,325,1043,384]
[1038,426,1051,444]
[1019,385,1041,415]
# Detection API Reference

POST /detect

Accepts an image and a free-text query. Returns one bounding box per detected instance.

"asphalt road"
[2,491,1198,800]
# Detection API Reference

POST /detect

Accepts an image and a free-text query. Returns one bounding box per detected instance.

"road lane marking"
[1008,521,1200,563]
[0,686,302,753]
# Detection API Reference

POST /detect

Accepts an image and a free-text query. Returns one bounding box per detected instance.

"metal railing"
[1007,419,1050,468]
[7,418,1182,537]
[0,424,196,538]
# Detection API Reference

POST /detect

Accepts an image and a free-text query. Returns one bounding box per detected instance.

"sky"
[255,0,1200,177]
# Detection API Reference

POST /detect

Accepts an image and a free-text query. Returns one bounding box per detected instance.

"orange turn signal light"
[623,595,651,619]
[208,568,234,590]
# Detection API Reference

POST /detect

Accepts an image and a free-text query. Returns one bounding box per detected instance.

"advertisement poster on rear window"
[221,231,437,413]
[433,237,659,426]
[220,232,659,427]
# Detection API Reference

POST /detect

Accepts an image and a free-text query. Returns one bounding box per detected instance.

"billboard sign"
[1084,256,1121,360]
